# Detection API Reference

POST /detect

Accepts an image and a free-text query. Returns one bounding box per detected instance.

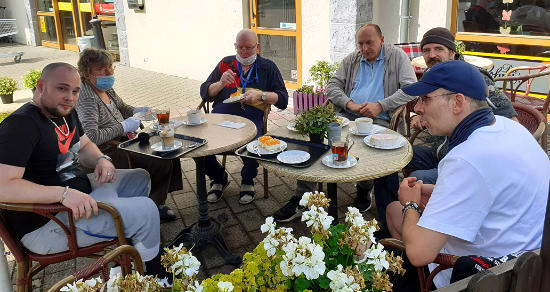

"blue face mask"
[95,75,115,91]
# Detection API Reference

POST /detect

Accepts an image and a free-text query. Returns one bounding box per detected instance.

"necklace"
[29,100,70,137]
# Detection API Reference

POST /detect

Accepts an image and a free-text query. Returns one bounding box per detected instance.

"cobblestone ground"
[1,43,549,291]
[1,43,381,291]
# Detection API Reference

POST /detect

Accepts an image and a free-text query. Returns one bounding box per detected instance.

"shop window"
[457,0,550,36]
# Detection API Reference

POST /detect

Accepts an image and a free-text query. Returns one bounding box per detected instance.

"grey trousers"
[21,168,160,262]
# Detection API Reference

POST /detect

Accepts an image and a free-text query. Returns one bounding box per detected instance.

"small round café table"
[258,122,413,223]
[170,113,257,266]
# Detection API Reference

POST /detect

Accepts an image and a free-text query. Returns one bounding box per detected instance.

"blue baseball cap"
[402,60,487,100]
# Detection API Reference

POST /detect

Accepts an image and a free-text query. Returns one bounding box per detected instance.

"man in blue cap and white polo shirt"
[395,60,549,288]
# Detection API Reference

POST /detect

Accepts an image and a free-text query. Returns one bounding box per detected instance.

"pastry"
[369,133,399,147]
[258,135,282,151]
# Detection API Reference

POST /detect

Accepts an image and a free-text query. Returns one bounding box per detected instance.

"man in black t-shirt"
[0,63,164,276]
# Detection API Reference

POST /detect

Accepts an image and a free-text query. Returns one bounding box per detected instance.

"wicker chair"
[495,64,550,151]
[380,238,459,292]
[513,102,547,146]
[0,202,127,292]
[390,99,418,139]
[47,245,143,292]
[197,99,271,198]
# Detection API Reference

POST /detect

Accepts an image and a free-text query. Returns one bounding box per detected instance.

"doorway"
[249,0,302,89]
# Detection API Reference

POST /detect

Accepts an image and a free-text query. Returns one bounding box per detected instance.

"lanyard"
[237,62,258,92]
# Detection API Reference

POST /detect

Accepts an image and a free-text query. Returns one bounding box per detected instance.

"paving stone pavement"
[1,43,379,291]
[2,43,549,291]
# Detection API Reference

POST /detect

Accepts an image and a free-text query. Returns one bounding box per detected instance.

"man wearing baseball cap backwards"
[394,60,549,289]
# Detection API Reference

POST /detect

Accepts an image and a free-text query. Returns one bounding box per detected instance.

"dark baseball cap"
[402,60,487,100]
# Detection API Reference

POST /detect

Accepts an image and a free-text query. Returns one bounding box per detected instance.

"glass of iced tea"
[159,124,175,150]
[330,135,354,164]
[156,107,170,125]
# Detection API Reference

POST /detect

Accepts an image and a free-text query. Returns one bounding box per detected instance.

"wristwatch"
[402,201,422,217]
[261,92,267,102]
[96,154,112,163]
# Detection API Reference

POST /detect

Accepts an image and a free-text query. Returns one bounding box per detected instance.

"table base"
[169,156,242,266]
[170,218,242,266]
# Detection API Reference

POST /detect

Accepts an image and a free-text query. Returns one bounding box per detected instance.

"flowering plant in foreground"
[60,191,404,291]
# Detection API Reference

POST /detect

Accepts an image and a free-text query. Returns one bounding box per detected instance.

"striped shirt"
[75,81,135,145]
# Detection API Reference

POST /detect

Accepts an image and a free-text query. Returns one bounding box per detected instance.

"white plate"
[336,116,350,127]
[223,94,245,103]
[287,121,297,132]
[149,121,176,131]
[182,117,207,126]
[349,124,386,136]
[363,134,407,149]
[277,150,310,164]
[151,140,182,152]
[321,154,358,169]
[246,140,288,155]
[133,110,156,121]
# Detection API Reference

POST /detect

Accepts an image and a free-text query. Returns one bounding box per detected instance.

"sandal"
[239,190,256,205]
[207,179,229,203]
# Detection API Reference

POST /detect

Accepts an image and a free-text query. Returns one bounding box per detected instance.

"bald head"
[40,62,78,82]
[357,24,383,38]
[236,29,258,43]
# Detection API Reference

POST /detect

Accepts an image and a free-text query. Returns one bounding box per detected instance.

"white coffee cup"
[187,109,202,124]
[355,117,373,134]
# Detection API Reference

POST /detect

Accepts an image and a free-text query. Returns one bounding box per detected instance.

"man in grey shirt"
[274,24,417,224]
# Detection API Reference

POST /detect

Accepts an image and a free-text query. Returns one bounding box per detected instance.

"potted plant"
[292,61,338,115]
[22,69,41,93]
[294,104,338,143]
[0,77,17,104]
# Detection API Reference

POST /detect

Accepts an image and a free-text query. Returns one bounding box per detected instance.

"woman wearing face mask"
[75,48,177,222]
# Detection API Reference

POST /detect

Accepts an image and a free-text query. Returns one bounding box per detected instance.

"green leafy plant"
[294,104,337,137]
[454,40,465,55]
[0,77,17,95]
[296,85,314,94]
[309,60,338,93]
[22,69,41,90]
[0,112,11,123]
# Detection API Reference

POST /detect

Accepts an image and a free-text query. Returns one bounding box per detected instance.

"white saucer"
[149,121,176,131]
[151,140,182,152]
[336,116,350,127]
[363,134,407,149]
[182,117,207,126]
[223,95,245,103]
[349,124,386,136]
[321,154,358,169]
[277,150,310,164]
[246,140,288,155]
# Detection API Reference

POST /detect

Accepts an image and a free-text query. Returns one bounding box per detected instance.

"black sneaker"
[353,183,373,213]
[273,196,305,223]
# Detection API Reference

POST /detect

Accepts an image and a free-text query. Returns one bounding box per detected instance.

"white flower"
[280,236,325,280]
[299,191,313,207]
[345,207,366,227]
[261,216,276,234]
[171,248,200,277]
[327,265,359,292]
[365,243,389,272]
[217,281,234,291]
[185,281,204,292]
[301,205,333,231]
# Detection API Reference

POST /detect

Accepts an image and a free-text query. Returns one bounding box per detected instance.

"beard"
[426,57,442,68]
[41,88,72,118]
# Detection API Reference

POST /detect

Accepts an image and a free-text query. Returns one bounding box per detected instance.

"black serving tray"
[235,135,330,168]
[118,133,207,159]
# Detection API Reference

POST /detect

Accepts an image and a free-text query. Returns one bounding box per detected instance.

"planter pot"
[309,133,323,144]
[293,92,328,115]
[1,94,13,104]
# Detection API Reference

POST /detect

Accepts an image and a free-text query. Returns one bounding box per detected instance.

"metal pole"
[90,18,106,50]
[399,0,411,43]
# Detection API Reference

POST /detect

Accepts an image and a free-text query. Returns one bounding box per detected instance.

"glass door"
[250,0,302,89]
[57,0,79,51]
[36,0,61,48]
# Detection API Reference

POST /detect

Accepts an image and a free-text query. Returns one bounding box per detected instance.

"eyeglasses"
[234,43,258,52]
[417,92,455,104]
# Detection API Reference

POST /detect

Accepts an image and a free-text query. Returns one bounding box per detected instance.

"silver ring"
[107,172,112,176]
